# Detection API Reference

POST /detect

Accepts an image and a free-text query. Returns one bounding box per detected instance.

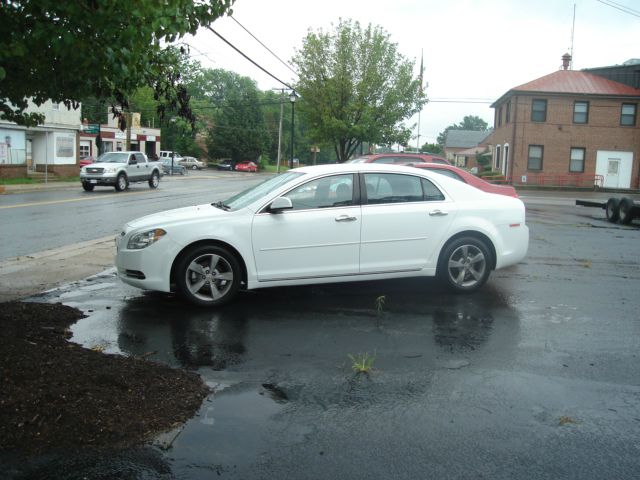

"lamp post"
[289,91,296,169]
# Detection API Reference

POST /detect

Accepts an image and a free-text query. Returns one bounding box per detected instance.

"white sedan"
[116,164,528,306]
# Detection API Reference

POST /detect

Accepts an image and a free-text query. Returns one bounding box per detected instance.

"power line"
[230,15,299,77]
[596,0,640,17]
[207,26,296,91]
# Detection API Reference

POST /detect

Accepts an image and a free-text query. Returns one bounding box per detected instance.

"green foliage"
[348,352,376,374]
[292,19,427,162]
[436,115,489,146]
[202,69,270,162]
[0,0,234,126]
[420,143,443,155]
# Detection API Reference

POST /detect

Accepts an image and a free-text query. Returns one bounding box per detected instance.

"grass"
[0,175,80,185]
[348,352,376,374]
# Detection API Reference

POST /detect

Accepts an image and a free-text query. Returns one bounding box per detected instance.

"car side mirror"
[268,196,293,213]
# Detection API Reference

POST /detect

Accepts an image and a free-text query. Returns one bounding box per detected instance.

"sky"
[185,0,639,145]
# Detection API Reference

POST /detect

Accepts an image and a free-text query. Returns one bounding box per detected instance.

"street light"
[289,92,297,169]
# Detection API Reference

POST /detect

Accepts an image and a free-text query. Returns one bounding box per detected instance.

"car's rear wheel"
[81,182,94,191]
[148,171,160,189]
[115,173,128,192]
[438,237,491,293]
[176,245,241,307]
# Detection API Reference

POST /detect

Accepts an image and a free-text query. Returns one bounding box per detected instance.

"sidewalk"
[0,181,79,195]
[0,236,116,302]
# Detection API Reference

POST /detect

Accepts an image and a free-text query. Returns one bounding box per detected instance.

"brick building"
[486,55,640,189]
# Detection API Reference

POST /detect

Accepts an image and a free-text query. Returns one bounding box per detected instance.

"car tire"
[115,173,128,192]
[148,171,160,189]
[192,165,197,170]
[176,245,242,307]
[82,182,94,192]
[605,197,620,223]
[618,197,634,225]
[438,236,492,293]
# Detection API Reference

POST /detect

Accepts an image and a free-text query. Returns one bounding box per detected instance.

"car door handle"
[335,215,357,222]
[429,210,448,216]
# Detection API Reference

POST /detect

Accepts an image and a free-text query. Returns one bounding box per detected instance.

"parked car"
[347,153,450,165]
[79,156,95,168]
[216,160,235,171]
[235,161,258,172]
[179,156,206,170]
[159,151,182,160]
[116,163,529,307]
[408,163,519,197]
[160,158,187,176]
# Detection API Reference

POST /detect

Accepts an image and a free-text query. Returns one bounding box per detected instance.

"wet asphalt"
[2,196,640,479]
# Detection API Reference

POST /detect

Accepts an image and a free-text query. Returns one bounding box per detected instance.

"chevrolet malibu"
[116,164,528,307]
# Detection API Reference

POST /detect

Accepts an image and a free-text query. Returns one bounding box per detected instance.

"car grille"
[86,167,104,174]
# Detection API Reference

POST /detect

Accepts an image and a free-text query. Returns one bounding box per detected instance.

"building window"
[506,101,511,123]
[495,145,501,170]
[531,99,547,122]
[498,107,502,127]
[527,145,543,171]
[621,103,637,126]
[573,101,589,124]
[569,147,585,172]
[79,142,91,158]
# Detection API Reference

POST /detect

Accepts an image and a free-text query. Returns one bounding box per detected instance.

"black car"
[216,160,235,171]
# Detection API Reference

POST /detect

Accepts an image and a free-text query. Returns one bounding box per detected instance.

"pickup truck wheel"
[605,197,620,223]
[148,171,160,189]
[618,197,634,225]
[176,245,241,307]
[438,237,492,293]
[115,173,128,192]
[81,182,94,191]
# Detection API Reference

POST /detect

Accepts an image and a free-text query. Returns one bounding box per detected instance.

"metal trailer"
[576,196,640,225]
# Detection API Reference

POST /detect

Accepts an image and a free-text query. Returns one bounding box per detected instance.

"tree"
[292,19,426,162]
[203,70,270,162]
[420,142,443,155]
[436,115,489,146]
[0,0,233,126]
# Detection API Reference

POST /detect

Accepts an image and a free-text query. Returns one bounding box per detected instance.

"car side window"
[284,174,354,210]
[421,178,446,201]
[134,153,145,163]
[364,173,425,204]
[371,156,397,164]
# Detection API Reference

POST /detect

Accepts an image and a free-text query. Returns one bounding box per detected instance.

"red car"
[409,163,518,198]
[347,153,450,165]
[79,156,95,168]
[234,161,258,172]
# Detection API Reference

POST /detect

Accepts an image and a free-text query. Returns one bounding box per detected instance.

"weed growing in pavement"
[375,295,386,315]
[348,352,376,374]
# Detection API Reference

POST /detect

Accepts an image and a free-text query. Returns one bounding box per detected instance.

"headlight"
[127,228,167,250]
[104,167,117,173]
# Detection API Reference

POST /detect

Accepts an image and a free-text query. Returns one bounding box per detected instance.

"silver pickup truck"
[80,151,162,192]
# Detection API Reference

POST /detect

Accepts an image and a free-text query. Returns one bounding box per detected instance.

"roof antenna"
[569,3,576,69]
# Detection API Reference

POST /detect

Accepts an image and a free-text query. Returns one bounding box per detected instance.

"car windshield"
[96,152,135,163]
[220,171,304,211]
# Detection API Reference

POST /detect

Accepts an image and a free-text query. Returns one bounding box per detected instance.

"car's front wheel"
[115,173,128,192]
[438,236,492,293]
[176,245,242,307]
[192,165,197,170]
[81,182,94,191]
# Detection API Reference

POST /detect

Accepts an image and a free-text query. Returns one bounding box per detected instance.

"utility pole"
[276,89,284,173]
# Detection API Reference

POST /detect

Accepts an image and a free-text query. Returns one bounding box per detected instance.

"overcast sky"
[186,0,639,145]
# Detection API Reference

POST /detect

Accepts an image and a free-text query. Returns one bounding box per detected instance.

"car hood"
[125,204,226,231]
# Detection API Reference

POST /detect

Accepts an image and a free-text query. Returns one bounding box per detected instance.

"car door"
[126,154,141,180]
[251,173,361,281]
[134,153,148,180]
[359,172,456,273]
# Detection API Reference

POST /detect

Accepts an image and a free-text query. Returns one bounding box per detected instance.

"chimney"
[561,53,572,70]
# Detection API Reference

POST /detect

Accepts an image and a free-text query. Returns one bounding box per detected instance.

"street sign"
[82,124,100,134]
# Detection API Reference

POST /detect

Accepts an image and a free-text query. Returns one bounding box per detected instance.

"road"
[0,171,267,261]
[2,187,639,479]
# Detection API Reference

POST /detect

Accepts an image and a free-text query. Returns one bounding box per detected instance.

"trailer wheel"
[605,198,620,223]
[618,197,634,225]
